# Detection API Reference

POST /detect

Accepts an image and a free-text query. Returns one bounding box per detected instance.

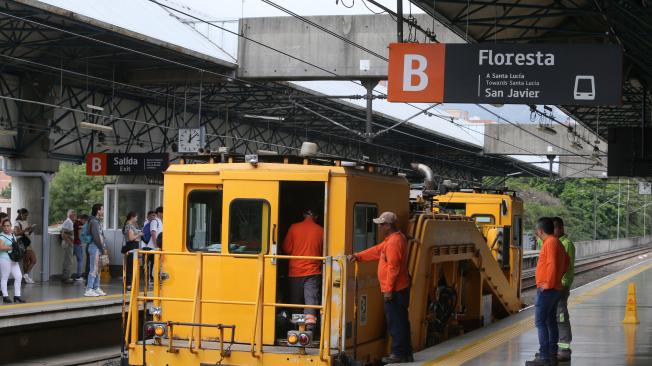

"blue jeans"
[384,287,413,358]
[86,245,101,291]
[73,245,84,278]
[535,288,562,359]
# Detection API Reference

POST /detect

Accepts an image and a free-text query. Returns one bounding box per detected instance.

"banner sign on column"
[387,43,622,106]
[86,153,169,176]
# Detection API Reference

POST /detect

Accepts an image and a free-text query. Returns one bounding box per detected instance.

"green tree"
[0,183,10,199]
[505,177,650,242]
[48,163,106,224]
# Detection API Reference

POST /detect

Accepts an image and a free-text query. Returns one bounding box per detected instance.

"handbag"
[1,234,26,262]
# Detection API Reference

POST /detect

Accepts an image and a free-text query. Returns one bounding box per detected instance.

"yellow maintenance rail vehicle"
[122,154,524,365]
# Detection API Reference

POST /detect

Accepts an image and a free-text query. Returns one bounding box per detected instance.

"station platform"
[408,259,652,366]
[0,278,124,328]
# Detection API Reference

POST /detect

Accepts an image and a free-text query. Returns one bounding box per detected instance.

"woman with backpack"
[122,211,143,291]
[14,208,36,284]
[0,219,25,303]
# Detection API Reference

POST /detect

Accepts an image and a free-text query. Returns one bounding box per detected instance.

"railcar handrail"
[122,250,344,362]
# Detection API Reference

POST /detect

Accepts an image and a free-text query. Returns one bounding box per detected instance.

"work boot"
[381,354,410,364]
[13,296,25,303]
[3,296,12,304]
[557,351,571,363]
[525,355,551,366]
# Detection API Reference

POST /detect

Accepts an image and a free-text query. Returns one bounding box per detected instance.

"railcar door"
[204,179,279,346]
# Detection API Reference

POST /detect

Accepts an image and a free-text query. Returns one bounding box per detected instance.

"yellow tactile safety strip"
[0,294,122,310]
[422,260,652,366]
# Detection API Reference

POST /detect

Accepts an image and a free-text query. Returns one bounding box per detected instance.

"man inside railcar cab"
[282,208,324,329]
[347,211,413,364]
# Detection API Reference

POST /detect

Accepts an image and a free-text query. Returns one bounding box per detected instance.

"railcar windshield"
[187,189,223,252]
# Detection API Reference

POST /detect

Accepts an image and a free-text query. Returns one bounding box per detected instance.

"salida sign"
[86,153,169,176]
[387,43,622,105]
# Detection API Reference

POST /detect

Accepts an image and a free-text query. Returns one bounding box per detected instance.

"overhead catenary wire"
[0,2,581,177]
[251,0,596,176]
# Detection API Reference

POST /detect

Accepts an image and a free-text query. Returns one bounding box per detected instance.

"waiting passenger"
[0,219,25,303]
[526,217,569,366]
[553,217,575,363]
[122,211,143,290]
[347,211,413,364]
[85,203,107,297]
[60,209,76,284]
[14,208,36,284]
[282,208,324,328]
[72,214,87,281]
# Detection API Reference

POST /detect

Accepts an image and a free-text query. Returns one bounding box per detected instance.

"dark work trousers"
[288,274,321,316]
[384,287,413,359]
[557,287,572,356]
[124,251,135,287]
[535,288,562,360]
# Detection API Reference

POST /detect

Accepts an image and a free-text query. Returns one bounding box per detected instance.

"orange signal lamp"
[288,333,299,345]
[154,325,166,337]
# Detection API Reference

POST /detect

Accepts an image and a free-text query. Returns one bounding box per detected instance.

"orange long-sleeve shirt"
[535,236,569,290]
[354,231,410,293]
[282,217,324,277]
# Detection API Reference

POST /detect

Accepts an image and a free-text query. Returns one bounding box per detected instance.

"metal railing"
[123,250,345,362]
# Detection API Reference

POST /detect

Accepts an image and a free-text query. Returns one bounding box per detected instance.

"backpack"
[142,220,152,244]
[80,222,93,245]
[1,234,26,262]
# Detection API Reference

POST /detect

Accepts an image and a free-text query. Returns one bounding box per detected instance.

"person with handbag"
[14,208,36,284]
[85,203,108,297]
[0,219,25,303]
[122,211,143,291]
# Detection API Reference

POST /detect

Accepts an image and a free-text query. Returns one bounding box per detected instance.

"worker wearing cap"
[347,211,413,364]
[283,208,324,328]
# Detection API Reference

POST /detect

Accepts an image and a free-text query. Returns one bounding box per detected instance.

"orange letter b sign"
[388,43,445,103]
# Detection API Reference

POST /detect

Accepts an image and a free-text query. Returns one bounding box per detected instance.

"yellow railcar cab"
[124,158,523,366]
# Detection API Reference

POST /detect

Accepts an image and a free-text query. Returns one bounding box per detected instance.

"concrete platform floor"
[410,259,652,366]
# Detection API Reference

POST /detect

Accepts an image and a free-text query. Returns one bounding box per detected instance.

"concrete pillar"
[3,76,58,281]
[10,176,46,280]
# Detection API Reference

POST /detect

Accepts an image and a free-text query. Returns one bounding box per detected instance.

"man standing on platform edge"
[348,211,413,364]
[553,217,575,363]
[526,217,569,366]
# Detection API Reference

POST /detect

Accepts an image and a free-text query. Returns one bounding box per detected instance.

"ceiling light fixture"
[79,121,113,133]
[86,104,104,111]
[243,114,285,121]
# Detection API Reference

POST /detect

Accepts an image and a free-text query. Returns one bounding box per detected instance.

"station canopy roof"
[412,0,651,139]
[0,0,551,178]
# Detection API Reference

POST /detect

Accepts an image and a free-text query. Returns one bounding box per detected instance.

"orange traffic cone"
[622,283,640,324]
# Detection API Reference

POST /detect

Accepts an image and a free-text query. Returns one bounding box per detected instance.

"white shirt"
[62,218,74,242]
[147,217,163,249]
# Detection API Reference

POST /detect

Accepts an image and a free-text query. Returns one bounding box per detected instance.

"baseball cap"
[373,211,397,224]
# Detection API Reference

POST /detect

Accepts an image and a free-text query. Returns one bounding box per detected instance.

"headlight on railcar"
[287,330,312,347]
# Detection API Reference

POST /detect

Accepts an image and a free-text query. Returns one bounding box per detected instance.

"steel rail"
[521,246,652,291]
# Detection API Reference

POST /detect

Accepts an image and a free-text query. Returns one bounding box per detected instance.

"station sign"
[388,43,622,106]
[86,153,169,176]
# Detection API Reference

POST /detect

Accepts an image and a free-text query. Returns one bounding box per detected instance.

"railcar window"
[187,190,223,252]
[353,203,378,252]
[229,199,270,254]
[473,214,495,224]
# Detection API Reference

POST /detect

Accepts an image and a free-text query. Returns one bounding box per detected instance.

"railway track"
[521,246,652,291]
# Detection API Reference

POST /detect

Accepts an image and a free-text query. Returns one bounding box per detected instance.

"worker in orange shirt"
[347,211,413,364]
[526,217,569,366]
[283,208,324,328]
